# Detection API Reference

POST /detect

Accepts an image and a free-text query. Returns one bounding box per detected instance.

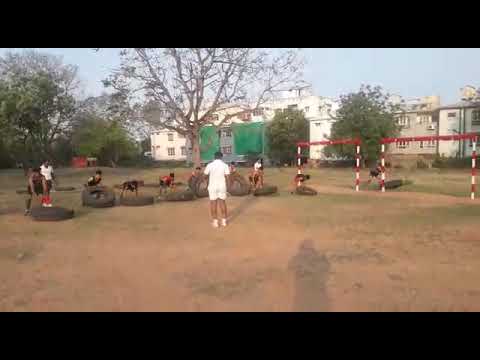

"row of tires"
[188,173,279,198]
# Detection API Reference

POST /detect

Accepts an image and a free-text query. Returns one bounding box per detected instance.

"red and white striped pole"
[297,145,303,186]
[472,137,477,200]
[381,143,386,192]
[355,144,360,192]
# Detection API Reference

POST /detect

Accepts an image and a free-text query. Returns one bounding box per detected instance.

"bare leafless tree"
[102,48,304,166]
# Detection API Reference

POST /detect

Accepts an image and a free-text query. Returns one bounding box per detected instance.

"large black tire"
[188,176,198,191]
[253,184,278,196]
[295,185,317,196]
[383,179,404,190]
[55,186,76,192]
[165,189,195,202]
[119,195,155,206]
[228,174,251,196]
[194,177,209,198]
[30,206,74,222]
[82,187,116,208]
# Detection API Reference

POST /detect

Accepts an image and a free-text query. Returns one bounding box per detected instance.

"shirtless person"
[367,163,383,184]
[25,167,51,215]
[291,173,311,194]
[87,170,102,187]
[120,180,139,198]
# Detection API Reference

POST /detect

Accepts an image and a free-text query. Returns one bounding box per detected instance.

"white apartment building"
[258,87,339,160]
[151,129,187,161]
[389,95,441,157]
[149,86,339,162]
[437,102,480,157]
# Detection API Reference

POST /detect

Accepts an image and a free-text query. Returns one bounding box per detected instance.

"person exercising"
[120,180,139,197]
[188,167,202,190]
[249,158,264,190]
[160,172,175,195]
[87,170,102,187]
[291,173,311,194]
[25,167,51,215]
[368,163,383,184]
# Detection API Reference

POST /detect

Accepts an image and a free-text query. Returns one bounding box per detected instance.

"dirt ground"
[1,166,480,311]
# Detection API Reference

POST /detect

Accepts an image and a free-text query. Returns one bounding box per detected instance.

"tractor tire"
[119,195,155,206]
[165,189,195,202]
[295,185,317,196]
[82,187,116,208]
[228,175,251,196]
[194,177,209,198]
[253,184,278,196]
[188,176,198,192]
[30,206,74,222]
[383,179,404,190]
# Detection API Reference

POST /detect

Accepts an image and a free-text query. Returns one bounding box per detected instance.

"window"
[315,122,322,127]
[167,147,175,156]
[222,146,232,154]
[238,112,251,121]
[253,108,264,116]
[287,104,298,111]
[168,133,174,141]
[223,129,232,137]
[304,106,310,113]
[181,146,186,155]
[396,141,409,149]
[448,112,457,118]
[397,116,410,127]
[417,115,431,124]
[420,140,435,149]
[472,110,480,125]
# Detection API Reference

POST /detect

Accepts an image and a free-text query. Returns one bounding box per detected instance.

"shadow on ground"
[288,239,331,312]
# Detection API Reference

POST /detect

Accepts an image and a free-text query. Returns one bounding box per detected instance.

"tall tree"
[266,109,309,165]
[102,48,304,167]
[324,85,400,165]
[0,50,79,165]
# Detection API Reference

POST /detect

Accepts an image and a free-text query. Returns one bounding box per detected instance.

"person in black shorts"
[87,170,102,187]
[25,167,50,215]
[291,173,311,194]
[120,180,139,198]
[368,163,382,184]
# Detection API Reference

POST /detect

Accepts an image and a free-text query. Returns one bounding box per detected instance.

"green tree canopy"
[325,85,400,165]
[266,109,309,165]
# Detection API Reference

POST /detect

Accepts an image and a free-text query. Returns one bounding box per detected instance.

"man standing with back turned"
[204,151,231,228]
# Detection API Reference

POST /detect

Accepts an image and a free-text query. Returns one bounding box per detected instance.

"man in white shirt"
[40,160,55,197]
[203,151,231,228]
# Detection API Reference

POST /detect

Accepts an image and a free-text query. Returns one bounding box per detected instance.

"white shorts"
[208,187,227,201]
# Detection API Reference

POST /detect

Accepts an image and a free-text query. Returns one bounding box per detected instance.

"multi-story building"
[388,95,441,158]
[150,86,338,163]
[151,129,187,161]
[437,101,480,158]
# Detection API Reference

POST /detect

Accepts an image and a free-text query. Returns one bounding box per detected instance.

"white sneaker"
[212,219,219,228]
[221,218,227,227]
[42,203,48,208]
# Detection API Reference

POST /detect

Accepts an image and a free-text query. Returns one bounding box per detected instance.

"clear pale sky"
[1,48,479,105]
